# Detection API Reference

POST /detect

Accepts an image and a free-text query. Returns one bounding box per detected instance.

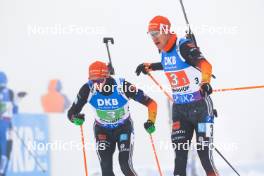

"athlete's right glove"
[144,120,156,134]
[71,113,85,126]
[200,83,213,97]
[135,63,151,76]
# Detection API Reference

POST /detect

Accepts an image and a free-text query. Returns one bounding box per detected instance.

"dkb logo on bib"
[97,99,119,106]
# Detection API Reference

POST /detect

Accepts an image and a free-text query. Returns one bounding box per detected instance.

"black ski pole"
[103,37,115,75]
[214,147,241,176]
[179,0,197,47]
[178,0,216,79]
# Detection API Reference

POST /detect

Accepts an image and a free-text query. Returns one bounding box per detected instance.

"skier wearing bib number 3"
[67,61,157,176]
[136,16,219,176]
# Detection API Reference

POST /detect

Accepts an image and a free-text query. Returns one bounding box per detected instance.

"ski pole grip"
[103,37,114,44]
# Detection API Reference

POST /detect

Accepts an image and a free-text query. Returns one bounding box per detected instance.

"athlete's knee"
[173,148,189,175]
[175,152,188,166]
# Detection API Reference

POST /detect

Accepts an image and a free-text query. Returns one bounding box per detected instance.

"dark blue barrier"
[6,113,50,176]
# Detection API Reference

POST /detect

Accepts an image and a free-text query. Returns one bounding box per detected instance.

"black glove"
[144,120,155,134]
[71,113,85,126]
[135,63,150,76]
[200,83,213,96]
[17,91,27,98]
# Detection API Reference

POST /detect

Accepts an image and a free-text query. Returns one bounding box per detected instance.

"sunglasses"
[148,31,161,38]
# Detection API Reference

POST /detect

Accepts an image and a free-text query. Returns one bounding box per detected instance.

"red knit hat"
[88,61,109,80]
[148,15,171,32]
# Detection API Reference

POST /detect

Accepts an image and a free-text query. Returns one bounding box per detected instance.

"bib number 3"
[166,71,190,88]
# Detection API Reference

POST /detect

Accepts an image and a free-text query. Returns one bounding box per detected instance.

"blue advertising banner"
[6,113,50,176]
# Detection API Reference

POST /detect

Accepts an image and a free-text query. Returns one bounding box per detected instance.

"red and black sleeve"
[67,84,90,121]
[123,81,157,123]
[180,41,212,83]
